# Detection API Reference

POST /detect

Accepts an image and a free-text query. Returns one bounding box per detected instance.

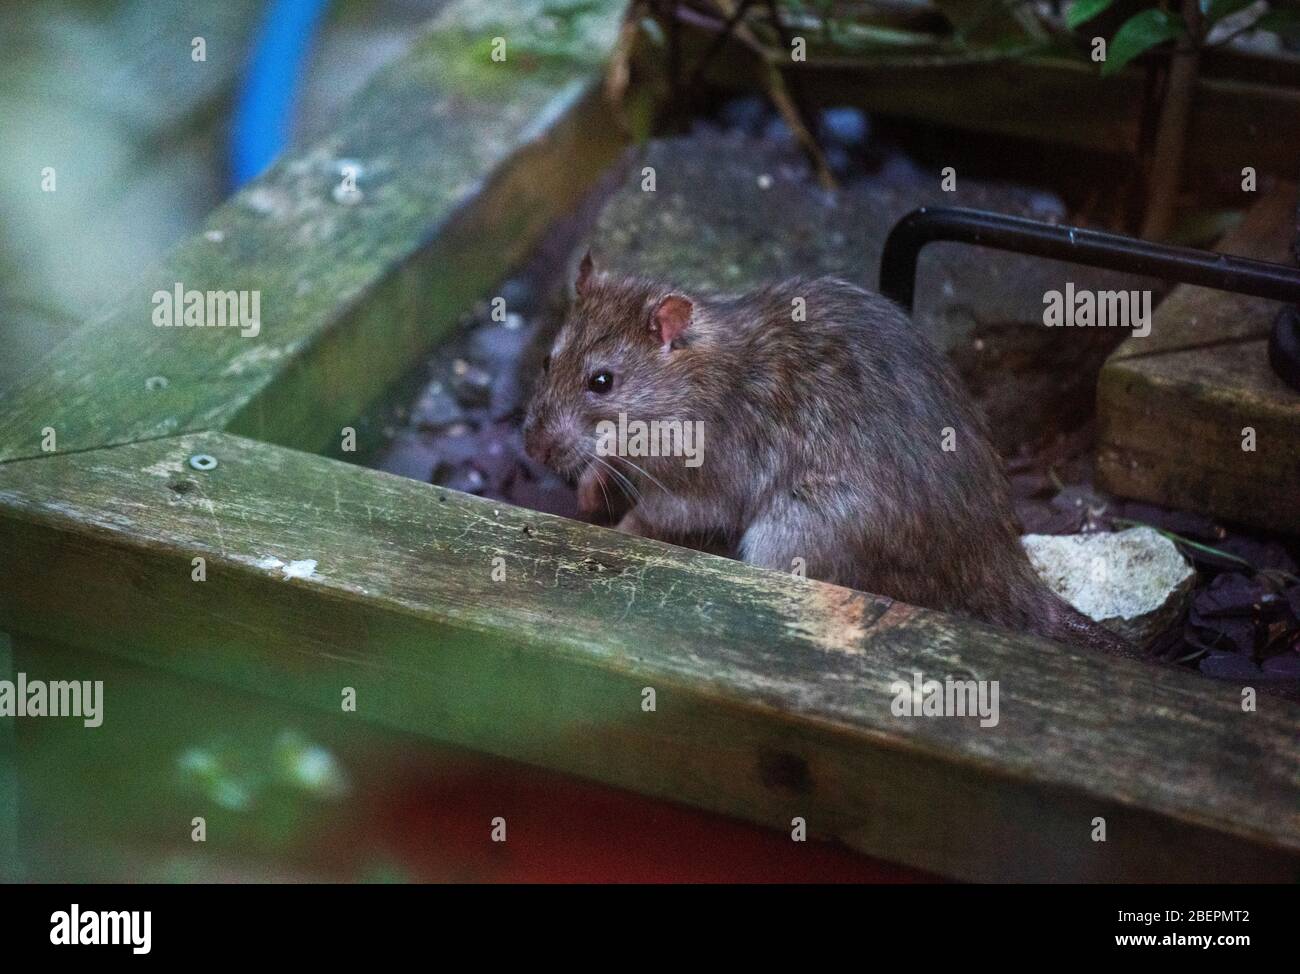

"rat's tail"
[1028,588,1140,660]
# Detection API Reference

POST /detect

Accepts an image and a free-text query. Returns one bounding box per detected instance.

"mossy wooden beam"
[1097,183,1300,533]
[0,0,634,463]
[0,432,1296,881]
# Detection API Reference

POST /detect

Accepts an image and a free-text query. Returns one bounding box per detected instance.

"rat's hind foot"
[614,510,651,537]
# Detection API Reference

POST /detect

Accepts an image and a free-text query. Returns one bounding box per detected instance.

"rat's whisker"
[609,454,671,496]
[591,453,643,506]
[600,460,642,504]
[598,454,649,503]
[595,464,613,513]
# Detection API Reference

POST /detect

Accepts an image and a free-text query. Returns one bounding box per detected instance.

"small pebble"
[819,106,870,148]
[1199,652,1262,680]
[474,430,519,491]
[489,370,525,421]
[719,95,767,135]
[762,117,793,146]
[410,382,464,430]
[450,358,494,408]
[436,464,486,495]
[469,321,532,369]
[436,429,482,467]
[500,279,537,315]
[824,146,853,176]
[1262,653,1300,677]
[374,431,439,483]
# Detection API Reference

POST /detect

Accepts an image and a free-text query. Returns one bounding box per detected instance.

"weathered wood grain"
[1097,184,1300,533]
[0,0,633,463]
[1,432,1295,881]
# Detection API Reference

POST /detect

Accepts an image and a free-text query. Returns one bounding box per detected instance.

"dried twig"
[706,0,838,189]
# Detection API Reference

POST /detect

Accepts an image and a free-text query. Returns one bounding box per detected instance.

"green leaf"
[1255,7,1300,42]
[1200,0,1258,25]
[1068,0,1117,29]
[1101,9,1185,76]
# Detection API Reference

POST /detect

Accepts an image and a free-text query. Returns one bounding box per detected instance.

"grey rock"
[435,463,486,496]
[409,381,464,430]
[719,95,768,136]
[449,358,494,408]
[761,117,796,149]
[1263,654,1300,677]
[500,278,537,315]
[374,431,439,483]
[489,369,526,420]
[1022,527,1197,648]
[1201,652,1263,681]
[824,145,854,177]
[469,319,533,370]
[475,426,520,491]
[435,429,482,467]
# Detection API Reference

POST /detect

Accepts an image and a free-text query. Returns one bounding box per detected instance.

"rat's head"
[523,253,703,478]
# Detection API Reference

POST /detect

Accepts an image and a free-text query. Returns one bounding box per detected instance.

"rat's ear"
[575,250,595,298]
[651,294,693,346]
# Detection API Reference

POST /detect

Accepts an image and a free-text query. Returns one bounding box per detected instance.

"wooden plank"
[1110,183,1296,362]
[0,0,633,463]
[1098,340,1300,533]
[0,431,1296,882]
[1097,184,1300,532]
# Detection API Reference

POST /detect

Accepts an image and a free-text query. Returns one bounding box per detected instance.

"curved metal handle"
[878,206,1300,392]
[878,206,1300,311]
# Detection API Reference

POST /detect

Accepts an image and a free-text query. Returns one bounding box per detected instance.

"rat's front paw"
[614,510,650,537]
[577,464,610,516]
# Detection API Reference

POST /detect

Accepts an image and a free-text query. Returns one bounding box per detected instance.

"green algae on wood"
[0,432,1296,881]
[0,0,634,463]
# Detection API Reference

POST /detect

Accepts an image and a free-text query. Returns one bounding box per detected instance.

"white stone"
[1022,526,1196,646]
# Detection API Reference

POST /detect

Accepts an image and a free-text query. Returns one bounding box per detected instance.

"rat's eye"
[587,369,614,394]
[542,354,551,374]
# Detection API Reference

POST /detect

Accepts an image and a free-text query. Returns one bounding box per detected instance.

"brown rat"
[523,253,1132,656]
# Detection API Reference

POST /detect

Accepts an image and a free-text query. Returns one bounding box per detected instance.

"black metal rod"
[878,206,1300,313]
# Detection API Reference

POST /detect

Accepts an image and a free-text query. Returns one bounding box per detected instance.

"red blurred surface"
[368,753,935,883]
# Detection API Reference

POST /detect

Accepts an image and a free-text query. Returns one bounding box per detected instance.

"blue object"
[819,107,870,149]
[230,0,333,187]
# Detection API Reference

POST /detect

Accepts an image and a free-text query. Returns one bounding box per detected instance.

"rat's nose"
[523,422,554,466]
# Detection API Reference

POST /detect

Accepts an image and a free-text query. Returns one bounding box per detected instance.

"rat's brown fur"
[523,262,1131,656]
